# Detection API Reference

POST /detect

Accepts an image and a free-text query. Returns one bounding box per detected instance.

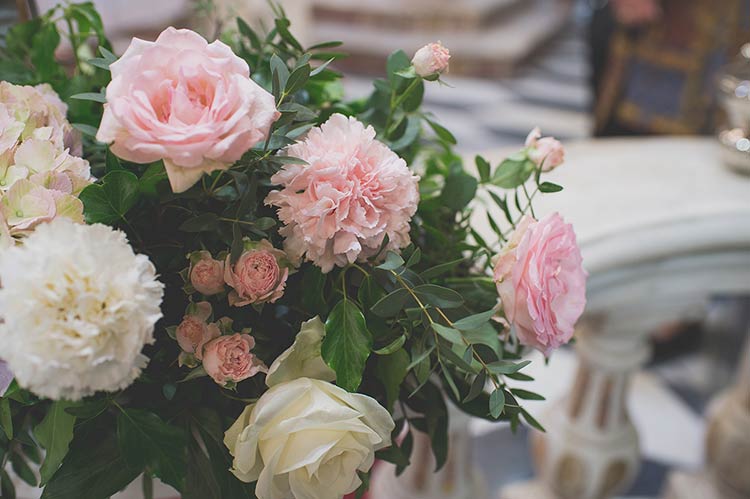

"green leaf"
[40,435,140,499]
[116,409,187,490]
[491,158,535,188]
[70,92,106,103]
[285,64,311,95]
[139,161,168,196]
[31,22,61,80]
[179,213,219,233]
[0,398,12,439]
[72,123,98,137]
[489,388,505,418]
[453,309,496,331]
[425,119,456,145]
[487,359,531,375]
[441,172,477,211]
[464,371,487,403]
[476,156,491,183]
[538,181,563,193]
[386,49,411,84]
[270,54,289,98]
[389,115,421,151]
[322,300,373,391]
[371,288,410,318]
[375,348,409,411]
[376,251,404,270]
[79,170,139,224]
[34,401,76,485]
[413,284,464,309]
[520,408,545,432]
[511,388,545,401]
[431,323,463,344]
[420,258,464,280]
[373,335,406,355]
[1,470,16,499]
[10,452,36,486]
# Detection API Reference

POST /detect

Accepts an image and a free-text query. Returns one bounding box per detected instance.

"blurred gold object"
[718,43,750,175]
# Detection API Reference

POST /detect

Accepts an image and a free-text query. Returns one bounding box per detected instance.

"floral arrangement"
[0,3,586,499]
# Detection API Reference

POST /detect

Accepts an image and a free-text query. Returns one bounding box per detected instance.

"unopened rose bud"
[412,41,450,79]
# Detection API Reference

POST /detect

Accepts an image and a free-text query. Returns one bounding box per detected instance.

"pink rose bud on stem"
[224,240,289,307]
[175,302,219,360]
[525,127,565,171]
[202,333,266,386]
[494,213,587,356]
[189,250,225,295]
[411,41,450,79]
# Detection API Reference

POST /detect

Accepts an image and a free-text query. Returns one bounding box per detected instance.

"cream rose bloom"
[265,317,336,387]
[225,378,395,499]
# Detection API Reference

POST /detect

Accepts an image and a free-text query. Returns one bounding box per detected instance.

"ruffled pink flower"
[525,127,565,171]
[175,302,219,359]
[189,250,225,295]
[266,114,420,273]
[412,42,450,78]
[494,213,587,356]
[202,333,266,386]
[224,240,288,307]
[96,27,280,193]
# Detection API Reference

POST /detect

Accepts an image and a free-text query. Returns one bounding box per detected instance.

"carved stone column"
[501,322,650,499]
[662,333,750,499]
[370,402,485,499]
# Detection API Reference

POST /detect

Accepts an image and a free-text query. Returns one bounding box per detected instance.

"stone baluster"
[500,321,650,499]
[370,401,485,499]
[662,332,750,499]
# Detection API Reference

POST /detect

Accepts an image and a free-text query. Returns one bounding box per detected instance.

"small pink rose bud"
[175,302,219,359]
[202,333,267,386]
[525,127,565,171]
[189,250,225,295]
[412,41,450,78]
[224,240,289,307]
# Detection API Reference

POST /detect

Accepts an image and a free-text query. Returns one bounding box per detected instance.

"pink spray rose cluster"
[266,114,420,273]
[0,82,91,244]
[494,213,587,356]
[525,127,565,171]
[412,41,450,79]
[188,250,226,295]
[96,27,280,193]
[172,302,266,386]
[224,239,290,307]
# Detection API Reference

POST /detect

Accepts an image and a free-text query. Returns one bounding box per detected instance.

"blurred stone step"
[313,0,573,77]
[477,99,591,140]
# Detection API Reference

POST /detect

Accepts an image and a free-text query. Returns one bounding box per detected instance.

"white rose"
[225,377,395,499]
[265,316,335,387]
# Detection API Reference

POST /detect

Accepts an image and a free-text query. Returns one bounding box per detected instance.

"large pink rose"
[266,114,420,273]
[96,27,280,193]
[494,213,587,356]
[202,333,266,386]
[189,250,225,295]
[525,127,565,171]
[224,240,288,307]
[175,302,219,359]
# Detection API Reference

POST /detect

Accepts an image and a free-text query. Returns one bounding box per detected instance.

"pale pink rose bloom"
[224,240,289,307]
[189,250,225,295]
[266,114,420,273]
[202,333,266,386]
[412,41,450,77]
[525,127,565,171]
[96,27,280,193]
[175,302,219,359]
[494,213,587,356]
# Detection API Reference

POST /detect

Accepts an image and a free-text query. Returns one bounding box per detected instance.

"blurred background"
[2,1,749,499]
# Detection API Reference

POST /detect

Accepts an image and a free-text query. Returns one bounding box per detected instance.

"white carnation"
[0,218,164,400]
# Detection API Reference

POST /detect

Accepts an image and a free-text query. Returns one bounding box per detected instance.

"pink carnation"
[189,250,225,295]
[96,27,280,193]
[525,127,565,171]
[494,213,587,356]
[412,42,450,78]
[202,333,266,386]
[175,302,219,359]
[266,114,420,273]
[224,240,288,307]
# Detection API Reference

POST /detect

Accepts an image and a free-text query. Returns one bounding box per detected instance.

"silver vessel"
[718,43,750,174]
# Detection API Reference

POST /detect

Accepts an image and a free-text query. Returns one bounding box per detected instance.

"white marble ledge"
[471,137,750,275]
